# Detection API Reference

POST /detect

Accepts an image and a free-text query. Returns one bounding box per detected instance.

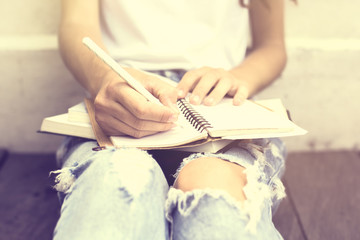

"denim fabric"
[51,70,286,240]
[51,137,285,240]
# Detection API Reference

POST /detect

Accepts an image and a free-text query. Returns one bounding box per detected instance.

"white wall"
[0,1,359,153]
[0,0,84,153]
[269,1,360,151]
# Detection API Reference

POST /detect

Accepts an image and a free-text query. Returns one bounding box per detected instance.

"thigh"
[53,137,170,240]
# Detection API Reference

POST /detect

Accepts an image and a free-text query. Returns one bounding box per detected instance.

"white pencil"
[82,37,162,105]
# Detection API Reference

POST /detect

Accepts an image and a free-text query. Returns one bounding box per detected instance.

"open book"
[40,98,306,152]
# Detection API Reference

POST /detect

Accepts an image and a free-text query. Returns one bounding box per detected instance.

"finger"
[96,99,177,133]
[203,77,232,106]
[176,68,208,98]
[110,83,178,123]
[190,70,220,105]
[145,79,180,113]
[233,85,249,106]
[128,72,180,115]
[96,113,164,138]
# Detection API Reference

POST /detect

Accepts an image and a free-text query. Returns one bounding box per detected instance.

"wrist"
[87,59,126,98]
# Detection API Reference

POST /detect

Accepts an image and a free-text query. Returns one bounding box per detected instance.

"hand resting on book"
[177,66,250,106]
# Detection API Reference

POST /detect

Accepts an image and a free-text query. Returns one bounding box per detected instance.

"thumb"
[158,87,180,113]
[233,84,249,106]
[147,79,179,112]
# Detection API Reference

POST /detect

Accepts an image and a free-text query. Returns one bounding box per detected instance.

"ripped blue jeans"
[51,137,286,240]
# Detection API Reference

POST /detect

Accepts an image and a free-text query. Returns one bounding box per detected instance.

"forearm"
[58,1,109,98]
[230,43,287,97]
[231,0,286,97]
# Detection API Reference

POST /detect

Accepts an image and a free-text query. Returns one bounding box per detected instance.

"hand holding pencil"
[82,37,179,138]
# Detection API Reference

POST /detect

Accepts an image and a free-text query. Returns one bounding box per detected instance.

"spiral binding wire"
[177,99,213,132]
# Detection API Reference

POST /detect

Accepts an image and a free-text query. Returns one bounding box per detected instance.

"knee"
[93,149,166,192]
[173,157,247,201]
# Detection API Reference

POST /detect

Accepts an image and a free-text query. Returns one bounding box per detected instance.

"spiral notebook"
[82,97,306,150]
[40,98,306,152]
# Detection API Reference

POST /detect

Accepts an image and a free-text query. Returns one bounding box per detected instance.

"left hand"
[177,67,249,106]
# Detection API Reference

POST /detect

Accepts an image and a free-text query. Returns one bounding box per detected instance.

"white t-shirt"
[100,0,249,71]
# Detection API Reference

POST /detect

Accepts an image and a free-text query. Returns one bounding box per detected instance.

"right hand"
[93,68,180,138]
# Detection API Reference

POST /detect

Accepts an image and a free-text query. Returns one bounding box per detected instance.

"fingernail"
[191,95,200,105]
[204,97,214,106]
[177,89,184,98]
[233,97,244,106]
[233,99,241,106]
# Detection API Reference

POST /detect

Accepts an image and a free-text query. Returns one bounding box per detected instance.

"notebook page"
[110,111,207,149]
[192,98,296,138]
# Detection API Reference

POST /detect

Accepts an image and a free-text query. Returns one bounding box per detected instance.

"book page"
[253,99,288,118]
[68,102,91,123]
[40,113,96,139]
